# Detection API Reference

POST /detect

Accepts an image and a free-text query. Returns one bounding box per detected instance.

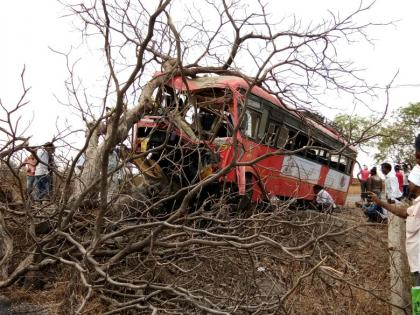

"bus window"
[330,154,339,169]
[241,110,261,139]
[199,111,216,131]
[285,129,297,150]
[338,155,349,173]
[294,132,309,156]
[258,109,269,139]
[277,126,289,148]
[264,122,279,147]
[317,149,330,165]
[159,87,187,110]
[184,106,196,125]
[306,149,317,161]
[215,112,233,137]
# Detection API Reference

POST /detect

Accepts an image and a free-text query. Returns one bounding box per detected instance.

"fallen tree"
[0,1,402,314]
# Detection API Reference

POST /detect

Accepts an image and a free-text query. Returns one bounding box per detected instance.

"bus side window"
[306,149,317,161]
[330,154,339,169]
[338,155,349,173]
[277,126,289,148]
[294,132,309,156]
[258,109,269,140]
[285,129,297,150]
[317,149,329,165]
[264,122,279,147]
[241,110,261,139]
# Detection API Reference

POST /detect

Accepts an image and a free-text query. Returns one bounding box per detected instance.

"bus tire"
[237,173,253,212]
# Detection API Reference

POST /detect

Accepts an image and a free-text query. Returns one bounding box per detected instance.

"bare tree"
[0,1,404,314]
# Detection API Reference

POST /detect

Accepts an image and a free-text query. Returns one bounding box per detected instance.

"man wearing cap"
[34,142,55,201]
[370,135,420,285]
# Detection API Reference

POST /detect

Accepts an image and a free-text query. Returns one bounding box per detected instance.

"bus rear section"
[235,90,356,206]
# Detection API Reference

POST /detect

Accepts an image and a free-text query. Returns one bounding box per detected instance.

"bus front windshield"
[158,86,234,140]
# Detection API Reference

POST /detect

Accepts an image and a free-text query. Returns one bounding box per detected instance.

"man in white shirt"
[34,142,55,201]
[313,184,336,213]
[381,162,403,203]
[371,163,420,286]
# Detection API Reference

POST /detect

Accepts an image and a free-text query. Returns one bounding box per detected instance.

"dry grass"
[292,208,389,314]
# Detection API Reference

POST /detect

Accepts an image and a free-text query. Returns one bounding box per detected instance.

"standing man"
[34,142,55,201]
[22,153,37,196]
[381,162,403,204]
[370,161,420,286]
[395,164,404,193]
[370,165,420,285]
[367,167,383,197]
[358,164,370,201]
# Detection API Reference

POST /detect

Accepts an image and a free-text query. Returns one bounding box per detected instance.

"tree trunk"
[73,74,171,200]
[73,125,102,197]
[0,209,13,279]
[388,213,411,314]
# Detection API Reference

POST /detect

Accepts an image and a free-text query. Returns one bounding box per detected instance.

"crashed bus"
[132,75,357,208]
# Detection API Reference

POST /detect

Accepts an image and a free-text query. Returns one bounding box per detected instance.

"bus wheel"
[237,173,253,212]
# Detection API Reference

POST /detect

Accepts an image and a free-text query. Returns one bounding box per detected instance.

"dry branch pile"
[0,180,390,314]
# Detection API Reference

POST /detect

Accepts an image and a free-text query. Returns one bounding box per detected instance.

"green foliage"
[374,102,420,164]
[332,114,379,146]
[333,102,420,165]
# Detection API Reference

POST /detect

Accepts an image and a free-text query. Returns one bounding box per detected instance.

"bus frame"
[132,74,357,207]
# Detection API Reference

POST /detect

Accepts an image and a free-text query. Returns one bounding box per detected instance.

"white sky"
[1,0,420,168]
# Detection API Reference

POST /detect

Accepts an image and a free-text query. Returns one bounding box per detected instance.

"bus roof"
[165,74,357,153]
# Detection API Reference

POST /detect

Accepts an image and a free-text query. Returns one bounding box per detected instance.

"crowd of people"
[357,161,415,222]
[22,140,131,204]
[22,142,55,203]
[368,134,420,286]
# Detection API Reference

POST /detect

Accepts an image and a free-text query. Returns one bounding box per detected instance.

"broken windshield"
[156,86,234,141]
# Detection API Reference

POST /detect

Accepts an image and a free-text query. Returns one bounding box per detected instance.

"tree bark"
[0,208,12,279]
[73,124,101,197]
[388,213,411,314]
[74,75,169,200]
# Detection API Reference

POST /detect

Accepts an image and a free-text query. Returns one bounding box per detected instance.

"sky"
[1,1,420,169]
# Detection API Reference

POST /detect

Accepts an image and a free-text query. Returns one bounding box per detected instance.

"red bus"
[132,75,357,208]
